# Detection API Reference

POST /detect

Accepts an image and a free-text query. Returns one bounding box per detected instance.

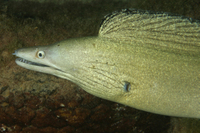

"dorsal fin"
[99,9,200,56]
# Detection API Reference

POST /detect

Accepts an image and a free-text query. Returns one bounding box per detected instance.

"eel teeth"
[19,58,31,64]
[17,58,49,67]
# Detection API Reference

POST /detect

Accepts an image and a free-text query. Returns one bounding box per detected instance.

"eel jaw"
[15,57,64,73]
[16,58,49,67]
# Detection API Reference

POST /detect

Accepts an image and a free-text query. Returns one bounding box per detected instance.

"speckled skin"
[14,9,200,118]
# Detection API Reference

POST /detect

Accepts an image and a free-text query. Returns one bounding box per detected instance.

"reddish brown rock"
[67,100,80,108]
[68,108,91,126]
[4,125,22,133]
[55,107,90,127]
[55,108,73,120]
[90,104,111,122]
[75,123,101,133]
[7,92,14,103]
[31,107,51,127]
[24,93,43,109]
[31,107,67,128]
[12,93,25,109]
[5,106,35,126]
[48,114,68,128]
[81,94,100,109]
[21,126,39,133]
[58,126,75,133]
[16,107,35,126]
[109,118,136,132]
[0,95,5,103]
[11,125,22,132]
[40,127,58,133]
[0,124,8,132]
[45,96,64,110]
[4,106,16,118]
[0,108,14,124]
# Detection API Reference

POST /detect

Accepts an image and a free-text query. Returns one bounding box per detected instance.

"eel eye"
[37,51,45,59]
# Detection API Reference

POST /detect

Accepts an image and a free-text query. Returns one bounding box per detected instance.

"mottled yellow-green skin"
[57,37,200,118]
[15,36,199,118]
[14,9,200,118]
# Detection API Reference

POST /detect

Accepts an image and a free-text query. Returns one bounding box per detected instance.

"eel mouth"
[16,58,65,73]
[16,58,50,67]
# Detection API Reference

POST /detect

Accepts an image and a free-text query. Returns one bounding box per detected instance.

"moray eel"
[13,9,200,118]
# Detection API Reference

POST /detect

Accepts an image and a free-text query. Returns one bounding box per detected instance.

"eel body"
[13,9,200,118]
